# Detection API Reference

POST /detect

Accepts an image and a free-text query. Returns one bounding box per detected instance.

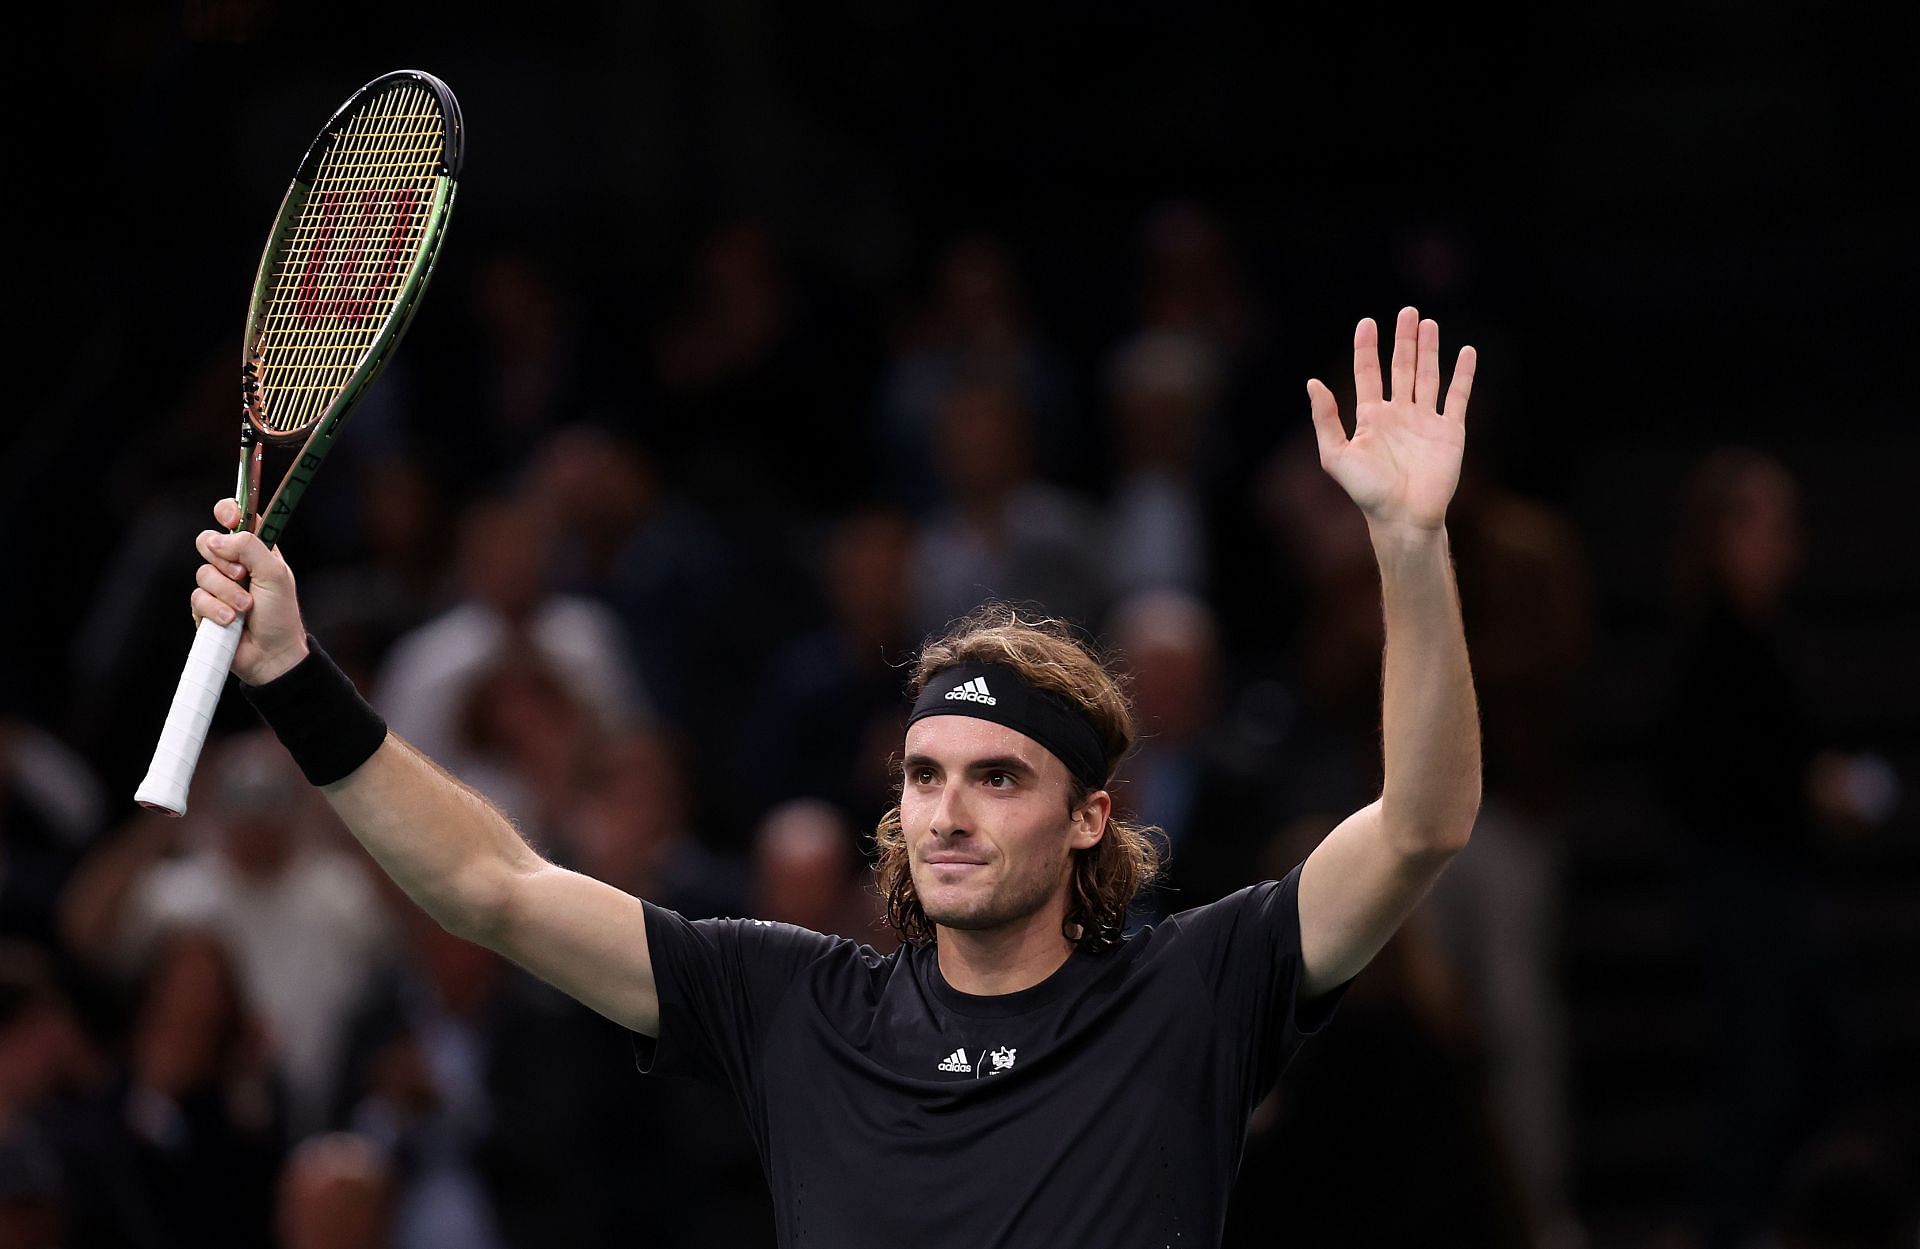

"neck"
[933,903,1077,996]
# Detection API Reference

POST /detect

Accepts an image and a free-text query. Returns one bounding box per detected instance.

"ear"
[1069,789,1111,851]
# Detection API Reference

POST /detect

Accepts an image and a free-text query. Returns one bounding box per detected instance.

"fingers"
[191,587,244,627]
[1388,306,1418,402]
[1305,378,1346,466]
[1413,318,1441,408]
[195,563,253,616]
[1352,318,1383,404]
[195,527,281,587]
[1442,345,1477,423]
[212,497,242,529]
[195,530,251,583]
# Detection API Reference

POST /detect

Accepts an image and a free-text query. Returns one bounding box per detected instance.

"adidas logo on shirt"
[944,677,997,706]
[936,1048,973,1073]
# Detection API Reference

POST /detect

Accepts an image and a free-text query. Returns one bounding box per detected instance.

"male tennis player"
[189,308,1480,1247]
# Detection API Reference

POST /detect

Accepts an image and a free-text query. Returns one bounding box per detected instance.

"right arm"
[192,498,663,1036]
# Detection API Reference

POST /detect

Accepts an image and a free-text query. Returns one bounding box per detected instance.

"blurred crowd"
[3,205,1914,1249]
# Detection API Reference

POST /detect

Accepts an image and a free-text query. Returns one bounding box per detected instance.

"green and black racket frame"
[137,69,463,815]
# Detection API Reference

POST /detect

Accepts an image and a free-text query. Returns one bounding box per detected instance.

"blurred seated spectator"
[480,736,766,1248]
[556,730,745,924]
[1421,460,1592,1247]
[110,929,286,1248]
[912,380,1104,632]
[522,428,771,836]
[452,650,599,838]
[1,709,107,948]
[0,943,99,1249]
[331,908,508,1249]
[376,495,647,770]
[1223,821,1528,1248]
[649,220,870,518]
[277,1132,395,1249]
[735,506,915,828]
[60,732,396,1134]
[875,234,1076,509]
[751,800,886,945]
[1103,330,1223,598]
[302,455,457,683]
[1657,448,1864,1249]
[1106,590,1273,920]
[1134,201,1268,363]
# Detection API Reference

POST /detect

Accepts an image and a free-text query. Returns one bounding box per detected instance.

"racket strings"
[256,82,445,434]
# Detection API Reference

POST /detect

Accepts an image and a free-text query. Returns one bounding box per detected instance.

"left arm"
[1295,308,1482,999]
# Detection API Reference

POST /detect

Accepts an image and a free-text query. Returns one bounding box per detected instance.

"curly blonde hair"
[872,604,1163,954]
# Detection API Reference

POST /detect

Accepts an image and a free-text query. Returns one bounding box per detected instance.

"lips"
[926,856,988,867]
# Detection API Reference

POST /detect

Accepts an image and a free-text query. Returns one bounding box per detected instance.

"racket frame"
[239,69,463,547]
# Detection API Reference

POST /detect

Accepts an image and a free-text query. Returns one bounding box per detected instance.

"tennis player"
[189,307,1479,1246]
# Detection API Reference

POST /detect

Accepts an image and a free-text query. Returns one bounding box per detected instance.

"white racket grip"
[135,614,247,816]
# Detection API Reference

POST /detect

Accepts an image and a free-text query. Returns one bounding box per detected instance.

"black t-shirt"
[635,864,1344,1248]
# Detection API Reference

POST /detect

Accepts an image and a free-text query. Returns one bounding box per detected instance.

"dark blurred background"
[3,2,1917,1247]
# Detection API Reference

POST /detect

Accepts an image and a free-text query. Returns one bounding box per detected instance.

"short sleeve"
[634,901,847,1101]
[1166,864,1351,1105]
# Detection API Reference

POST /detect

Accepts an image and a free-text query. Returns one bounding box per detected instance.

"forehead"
[904,715,1060,776]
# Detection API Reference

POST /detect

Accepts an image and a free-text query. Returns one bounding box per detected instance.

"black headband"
[907,663,1111,790]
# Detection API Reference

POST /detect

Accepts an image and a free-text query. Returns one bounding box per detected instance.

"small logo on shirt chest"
[934,1045,1018,1077]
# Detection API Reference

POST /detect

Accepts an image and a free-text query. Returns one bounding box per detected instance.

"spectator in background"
[751,800,886,944]
[330,907,508,1249]
[301,456,457,684]
[1134,202,1270,367]
[912,380,1104,632]
[0,944,97,1249]
[522,428,764,840]
[1244,426,1425,846]
[0,704,108,948]
[736,506,915,828]
[649,220,870,518]
[1657,448,1860,1249]
[452,651,599,841]
[481,730,764,1248]
[1225,819,1528,1248]
[424,252,584,490]
[1421,458,1592,1247]
[375,495,646,775]
[875,235,1076,508]
[60,733,396,1134]
[109,930,286,1248]
[277,1133,395,1249]
[1104,331,1222,598]
[1107,590,1273,920]
[557,730,745,925]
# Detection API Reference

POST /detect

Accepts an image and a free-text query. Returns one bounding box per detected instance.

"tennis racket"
[135,69,464,816]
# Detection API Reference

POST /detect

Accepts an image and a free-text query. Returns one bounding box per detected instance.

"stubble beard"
[918,852,1069,934]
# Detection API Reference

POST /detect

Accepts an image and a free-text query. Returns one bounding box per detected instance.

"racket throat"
[234,428,265,536]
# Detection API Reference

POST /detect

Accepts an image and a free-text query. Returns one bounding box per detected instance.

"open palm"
[1308,307,1475,531]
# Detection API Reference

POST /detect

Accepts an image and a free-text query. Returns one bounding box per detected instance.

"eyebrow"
[902,753,1039,778]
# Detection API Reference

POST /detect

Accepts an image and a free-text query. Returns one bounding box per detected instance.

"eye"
[911,767,937,786]
[984,771,1014,789]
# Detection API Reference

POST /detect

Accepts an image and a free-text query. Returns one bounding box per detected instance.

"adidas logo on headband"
[944,677,997,706]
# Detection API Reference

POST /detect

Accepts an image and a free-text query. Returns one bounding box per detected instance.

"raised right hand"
[191,498,310,685]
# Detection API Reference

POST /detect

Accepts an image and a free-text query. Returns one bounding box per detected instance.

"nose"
[929,780,970,840]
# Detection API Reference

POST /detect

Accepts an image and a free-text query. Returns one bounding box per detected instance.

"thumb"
[1306,379,1346,467]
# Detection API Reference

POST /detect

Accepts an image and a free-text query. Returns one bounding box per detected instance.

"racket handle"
[135,615,247,816]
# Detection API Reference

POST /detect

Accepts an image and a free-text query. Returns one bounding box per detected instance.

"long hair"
[872,604,1163,954]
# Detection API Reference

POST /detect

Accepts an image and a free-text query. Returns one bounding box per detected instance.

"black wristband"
[239,635,389,787]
